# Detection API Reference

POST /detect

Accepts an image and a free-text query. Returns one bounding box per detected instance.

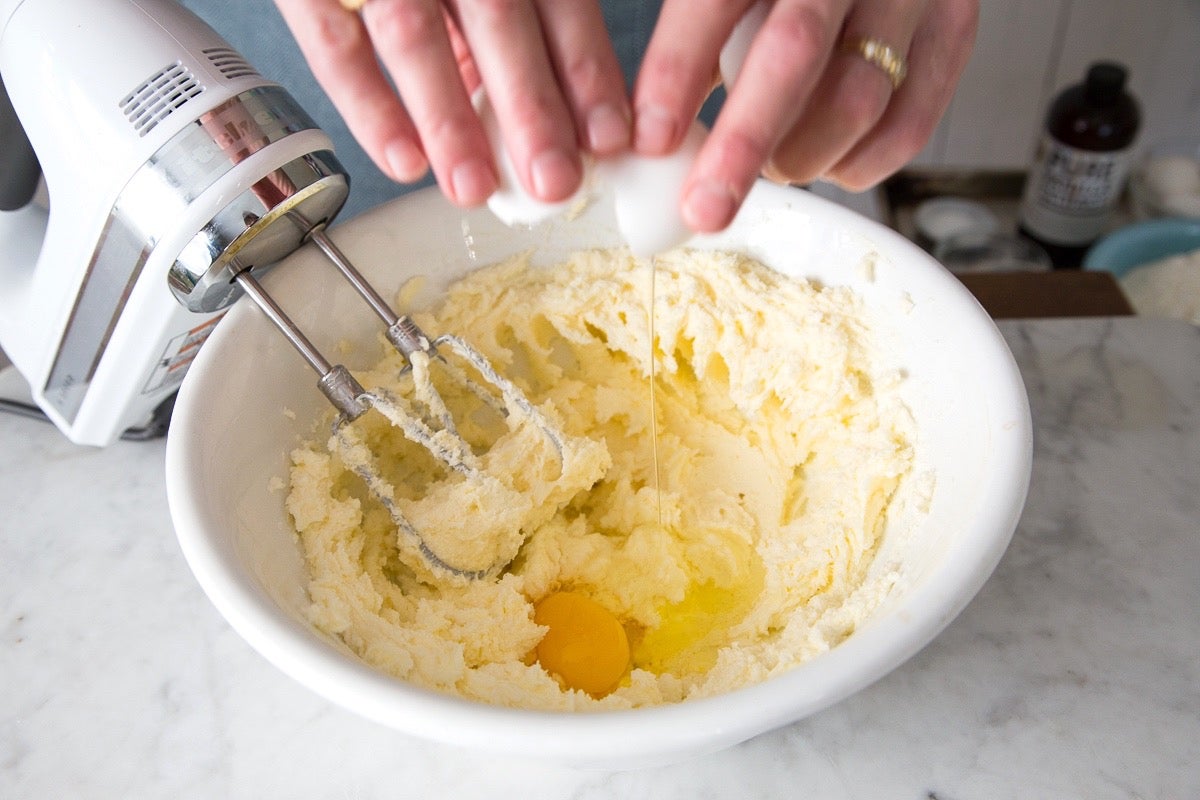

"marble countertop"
[2,317,1197,799]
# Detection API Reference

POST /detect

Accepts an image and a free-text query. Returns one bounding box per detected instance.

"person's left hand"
[634,0,979,232]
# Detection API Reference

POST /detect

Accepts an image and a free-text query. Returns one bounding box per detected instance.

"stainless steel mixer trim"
[42,85,322,424]
[168,156,347,313]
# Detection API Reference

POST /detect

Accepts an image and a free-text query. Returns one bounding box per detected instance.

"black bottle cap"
[1084,62,1129,105]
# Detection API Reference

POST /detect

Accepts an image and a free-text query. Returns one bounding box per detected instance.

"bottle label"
[1020,136,1134,245]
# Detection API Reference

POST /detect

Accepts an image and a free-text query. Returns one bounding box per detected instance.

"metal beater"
[236,217,569,581]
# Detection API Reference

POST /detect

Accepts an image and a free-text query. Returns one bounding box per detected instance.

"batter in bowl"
[285,247,916,710]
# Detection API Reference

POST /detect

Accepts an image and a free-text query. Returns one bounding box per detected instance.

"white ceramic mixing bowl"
[166,182,1031,769]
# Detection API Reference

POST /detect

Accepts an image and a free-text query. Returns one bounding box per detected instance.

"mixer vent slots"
[203,47,260,80]
[119,62,203,137]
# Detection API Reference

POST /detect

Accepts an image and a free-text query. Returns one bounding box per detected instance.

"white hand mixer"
[0,0,352,444]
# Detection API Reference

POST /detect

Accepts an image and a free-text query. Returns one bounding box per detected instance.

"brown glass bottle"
[1018,62,1141,268]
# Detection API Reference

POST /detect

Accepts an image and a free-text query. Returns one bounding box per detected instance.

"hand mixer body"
[0,0,349,445]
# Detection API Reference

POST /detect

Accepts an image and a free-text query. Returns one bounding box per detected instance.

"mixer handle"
[0,75,41,212]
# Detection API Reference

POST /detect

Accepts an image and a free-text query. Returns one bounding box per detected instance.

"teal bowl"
[1084,218,1200,277]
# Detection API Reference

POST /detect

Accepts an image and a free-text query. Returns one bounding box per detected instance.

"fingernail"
[586,104,631,154]
[529,148,581,201]
[385,140,427,183]
[634,104,677,154]
[683,179,738,232]
[450,158,497,206]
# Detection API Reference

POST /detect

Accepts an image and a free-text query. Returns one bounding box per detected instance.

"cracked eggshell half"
[474,89,592,228]
[596,121,709,258]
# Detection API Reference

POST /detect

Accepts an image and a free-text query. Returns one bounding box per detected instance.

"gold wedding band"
[340,0,368,10]
[841,36,908,90]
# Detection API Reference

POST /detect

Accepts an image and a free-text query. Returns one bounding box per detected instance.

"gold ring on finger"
[841,36,908,90]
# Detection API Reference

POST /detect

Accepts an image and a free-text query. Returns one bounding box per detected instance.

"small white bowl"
[166,183,1031,769]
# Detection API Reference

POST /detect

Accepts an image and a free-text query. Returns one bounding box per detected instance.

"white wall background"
[919,0,1200,169]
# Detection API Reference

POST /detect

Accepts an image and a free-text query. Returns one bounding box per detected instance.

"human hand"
[271,0,631,208]
[635,0,979,232]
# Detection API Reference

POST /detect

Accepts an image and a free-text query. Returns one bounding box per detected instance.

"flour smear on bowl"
[284,248,919,710]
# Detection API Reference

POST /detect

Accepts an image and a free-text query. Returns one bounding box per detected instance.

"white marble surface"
[2,316,1198,799]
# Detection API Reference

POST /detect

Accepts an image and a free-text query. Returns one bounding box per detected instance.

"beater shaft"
[234,270,368,420]
[308,227,433,360]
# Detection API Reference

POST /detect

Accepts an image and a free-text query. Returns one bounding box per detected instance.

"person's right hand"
[272,0,632,208]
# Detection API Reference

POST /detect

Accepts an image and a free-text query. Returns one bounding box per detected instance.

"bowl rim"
[166,181,1032,766]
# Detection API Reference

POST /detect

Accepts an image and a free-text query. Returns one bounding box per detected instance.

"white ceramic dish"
[166,182,1031,770]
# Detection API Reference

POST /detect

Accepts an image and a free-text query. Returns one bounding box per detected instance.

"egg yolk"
[533,591,630,697]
